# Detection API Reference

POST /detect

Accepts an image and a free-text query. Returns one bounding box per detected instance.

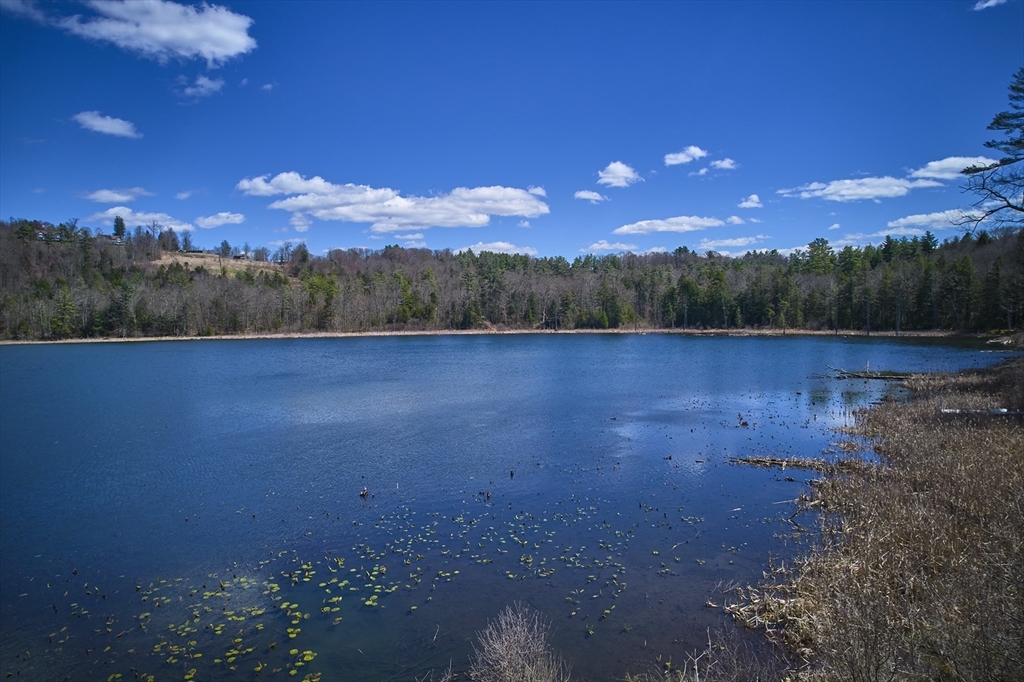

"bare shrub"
[625,628,791,682]
[469,603,572,682]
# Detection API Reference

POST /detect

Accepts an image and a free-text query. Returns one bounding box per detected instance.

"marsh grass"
[728,358,1024,681]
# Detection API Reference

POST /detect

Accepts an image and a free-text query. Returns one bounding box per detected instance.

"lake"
[0,334,1007,681]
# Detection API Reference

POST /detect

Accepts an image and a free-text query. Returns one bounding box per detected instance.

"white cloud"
[85,186,152,203]
[973,0,1007,10]
[457,241,538,256]
[86,206,194,232]
[57,0,256,67]
[290,213,312,232]
[597,161,642,188]
[726,215,745,225]
[612,215,725,235]
[710,158,737,170]
[237,171,550,232]
[72,110,142,138]
[690,167,708,177]
[403,240,428,248]
[664,145,708,166]
[195,211,244,229]
[828,223,840,230]
[574,190,609,204]
[527,186,546,197]
[0,0,46,22]
[697,235,768,250]
[908,156,999,180]
[517,220,531,228]
[886,209,979,229]
[584,240,638,252]
[175,190,192,200]
[738,194,762,208]
[644,246,668,254]
[393,233,424,240]
[261,83,274,91]
[832,227,929,247]
[181,74,224,97]
[777,176,942,202]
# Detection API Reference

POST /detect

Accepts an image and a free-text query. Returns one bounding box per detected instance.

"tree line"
[0,217,1020,341]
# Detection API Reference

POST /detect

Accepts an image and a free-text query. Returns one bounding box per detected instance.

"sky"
[1,0,1022,259]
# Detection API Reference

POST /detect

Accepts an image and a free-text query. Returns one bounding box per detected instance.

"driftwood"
[730,455,875,476]
[814,364,912,381]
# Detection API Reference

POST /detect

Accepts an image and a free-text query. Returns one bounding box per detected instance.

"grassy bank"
[725,356,1024,681]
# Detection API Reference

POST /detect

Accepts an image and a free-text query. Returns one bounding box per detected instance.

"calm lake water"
[0,334,1007,681]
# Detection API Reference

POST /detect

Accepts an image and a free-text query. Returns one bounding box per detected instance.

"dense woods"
[1,218,1020,341]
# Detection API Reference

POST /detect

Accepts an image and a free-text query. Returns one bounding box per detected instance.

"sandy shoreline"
[0,327,996,346]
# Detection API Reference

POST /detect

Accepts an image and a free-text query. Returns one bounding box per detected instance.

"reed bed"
[728,357,1024,681]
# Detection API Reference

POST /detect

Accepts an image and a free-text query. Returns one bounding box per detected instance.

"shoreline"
[0,327,1001,347]
[728,356,1024,679]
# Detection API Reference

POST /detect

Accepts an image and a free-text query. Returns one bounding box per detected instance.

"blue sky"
[1,0,1021,258]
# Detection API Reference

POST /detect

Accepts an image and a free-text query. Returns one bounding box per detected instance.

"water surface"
[0,334,1004,680]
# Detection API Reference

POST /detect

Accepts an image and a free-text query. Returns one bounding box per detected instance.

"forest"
[0,217,1020,341]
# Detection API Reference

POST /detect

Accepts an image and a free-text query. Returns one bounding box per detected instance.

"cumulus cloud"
[973,0,1007,10]
[584,240,638,252]
[195,211,244,229]
[457,241,538,256]
[527,186,546,197]
[175,190,192,200]
[828,223,840,230]
[612,215,725,235]
[886,209,979,229]
[738,194,762,208]
[181,74,224,97]
[908,156,1000,180]
[73,110,142,138]
[393,233,424,240]
[726,215,745,225]
[597,161,642,188]
[574,190,609,204]
[777,176,942,202]
[517,220,531,228]
[664,146,708,166]
[85,187,152,203]
[690,167,708,177]
[237,171,550,232]
[697,235,768,250]
[86,206,194,232]
[57,0,256,67]
[710,158,738,170]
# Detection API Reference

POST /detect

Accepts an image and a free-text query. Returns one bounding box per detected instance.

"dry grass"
[153,251,284,275]
[728,358,1024,681]
[469,604,573,682]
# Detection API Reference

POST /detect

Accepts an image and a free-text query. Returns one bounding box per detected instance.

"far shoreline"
[2,327,1016,347]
